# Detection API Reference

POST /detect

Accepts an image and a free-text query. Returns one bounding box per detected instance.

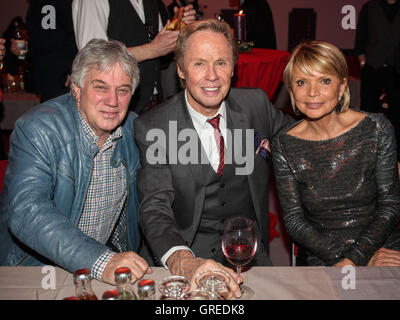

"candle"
[234,10,246,42]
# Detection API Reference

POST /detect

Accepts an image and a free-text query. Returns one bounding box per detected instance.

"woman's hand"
[368,248,400,266]
[334,258,356,267]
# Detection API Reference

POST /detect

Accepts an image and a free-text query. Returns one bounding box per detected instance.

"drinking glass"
[180,289,215,300]
[222,217,257,299]
[194,269,230,300]
[159,275,190,300]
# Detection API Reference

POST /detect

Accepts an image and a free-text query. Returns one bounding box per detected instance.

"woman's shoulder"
[351,108,392,132]
[274,119,305,140]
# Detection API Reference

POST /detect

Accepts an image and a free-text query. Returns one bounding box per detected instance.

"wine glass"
[194,269,231,300]
[159,275,190,300]
[222,217,257,299]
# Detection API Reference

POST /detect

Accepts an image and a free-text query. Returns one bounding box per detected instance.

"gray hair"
[70,39,139,96]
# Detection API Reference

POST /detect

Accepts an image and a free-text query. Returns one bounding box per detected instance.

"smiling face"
[177,30,234,116]
[72,63,132,146]
[291,65,347,120]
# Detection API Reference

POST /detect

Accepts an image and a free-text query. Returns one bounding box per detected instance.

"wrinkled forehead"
[83,62,132,84]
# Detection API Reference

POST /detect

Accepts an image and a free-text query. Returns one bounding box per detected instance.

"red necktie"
[207,114,225,176]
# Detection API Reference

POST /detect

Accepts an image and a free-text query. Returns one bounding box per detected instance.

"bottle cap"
[114,267,132,281]
[74,268,91,281]
[138,279,155,297]
[102,290,120,300]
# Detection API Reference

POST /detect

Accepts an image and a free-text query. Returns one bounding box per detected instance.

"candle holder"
[237,40,254,53]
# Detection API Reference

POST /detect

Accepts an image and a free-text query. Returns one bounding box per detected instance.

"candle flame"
[239,10,244,15]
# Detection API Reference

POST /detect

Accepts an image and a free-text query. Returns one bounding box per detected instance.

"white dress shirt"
[160,90,227,268]
[72,0,163,50]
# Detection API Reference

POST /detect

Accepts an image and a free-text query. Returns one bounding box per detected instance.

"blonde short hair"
[283,41,350,114]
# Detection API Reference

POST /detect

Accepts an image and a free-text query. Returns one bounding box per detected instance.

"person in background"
[355,0,400,163]
[25,0,78,102]
[0,38,7,160]
[135,19,293,297]
[2,17,28,78]
[167,0,203,21]
[0,39,151,284]
[0,38,5,58]
[240,0,277,49]
[72,0,196,114]
[272,40,400,267]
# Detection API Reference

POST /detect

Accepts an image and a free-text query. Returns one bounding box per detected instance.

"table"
[0,92,40,130]
[233,48,290,99]
[0,266,399,300]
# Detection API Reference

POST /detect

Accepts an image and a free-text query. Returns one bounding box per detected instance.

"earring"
[294,105,301,116]
[335,96,343,113]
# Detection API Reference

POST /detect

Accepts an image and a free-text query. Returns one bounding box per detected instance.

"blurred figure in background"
[240,0,277,49]
[25,0,78,102]
[0,38,7,160]
[2,17,28,78]
[72,0,196,114]
[2,16,31,93]
[355,0,400,162]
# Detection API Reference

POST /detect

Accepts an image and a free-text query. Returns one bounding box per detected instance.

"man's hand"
[128,23,179,62]
[10,38,27,56]
[368,248,400,266]
[167,250,242,299]
[101,251,152,284]
[176,4,196,25]
[149,23,180,57]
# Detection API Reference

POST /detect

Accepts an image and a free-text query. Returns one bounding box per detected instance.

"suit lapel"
[176,94,206,187]
[226,94,262,227]
[175,94,207,243]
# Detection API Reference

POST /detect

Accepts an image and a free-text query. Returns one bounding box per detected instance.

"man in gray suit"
[135,19,293,297]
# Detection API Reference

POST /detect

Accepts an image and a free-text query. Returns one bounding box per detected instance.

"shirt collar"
[184,89,226,130]
[78,111,123,147]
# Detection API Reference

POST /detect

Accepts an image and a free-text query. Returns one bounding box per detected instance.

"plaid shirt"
[77,113,128,280]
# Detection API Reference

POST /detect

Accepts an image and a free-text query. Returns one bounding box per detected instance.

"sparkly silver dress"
[272,112,400,266]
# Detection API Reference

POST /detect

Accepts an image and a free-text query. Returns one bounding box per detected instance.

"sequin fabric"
[272,112,400,266]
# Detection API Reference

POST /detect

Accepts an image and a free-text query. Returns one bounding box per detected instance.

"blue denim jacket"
[0,94,141,272]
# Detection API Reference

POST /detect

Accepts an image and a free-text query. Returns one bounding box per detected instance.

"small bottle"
[137,279,156,300]
[73,268,98,300]
[114,267,137,300]
[13,21,28,60]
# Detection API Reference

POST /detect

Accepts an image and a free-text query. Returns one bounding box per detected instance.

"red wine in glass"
[222,217,257,299]
[223,242,257,266]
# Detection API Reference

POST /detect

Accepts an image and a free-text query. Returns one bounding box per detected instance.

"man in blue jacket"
[0,39,151,284]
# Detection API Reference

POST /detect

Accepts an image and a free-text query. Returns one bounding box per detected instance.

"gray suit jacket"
[134,88,293,264]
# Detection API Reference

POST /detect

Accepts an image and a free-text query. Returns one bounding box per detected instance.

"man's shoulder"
[135,92,183,126]
[228,88,270,112]
[17,94,75,131]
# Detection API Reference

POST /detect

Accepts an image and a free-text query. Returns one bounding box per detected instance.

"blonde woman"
[272,41,400,267]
